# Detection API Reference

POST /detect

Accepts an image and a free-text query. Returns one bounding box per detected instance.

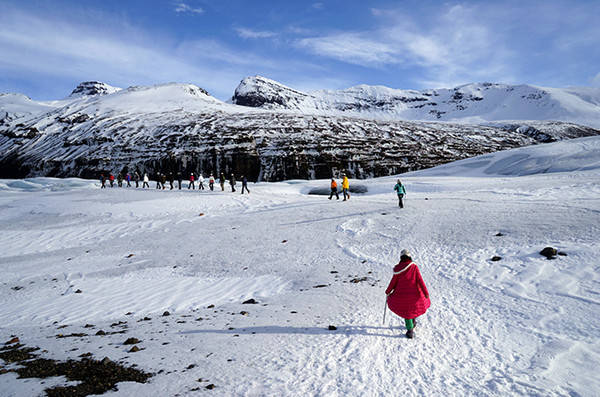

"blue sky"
[1,0,599,100]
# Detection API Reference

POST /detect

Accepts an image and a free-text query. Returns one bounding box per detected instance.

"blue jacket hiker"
[394,180,406,208]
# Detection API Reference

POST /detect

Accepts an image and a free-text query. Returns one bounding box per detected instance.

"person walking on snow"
[241,175,250,194]
[385,249,430,339]
[109,173,115,188]
[198,174,205,190]
[208,174,215,191]
[177,172,182,190]
[117,173,123,187]
[188,173,195,189]
[134,172,140,188]
[100,174,106,189]
[394,179,406,208]
[142,173,150,188]
[230,174,236,192]
[126,173,131,187]
[328,178,339,200]
[342,173,350,201]
[220,173,226,191]
[168,172,174,190]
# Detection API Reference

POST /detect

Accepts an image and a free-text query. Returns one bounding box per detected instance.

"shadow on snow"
[180,324,403,338]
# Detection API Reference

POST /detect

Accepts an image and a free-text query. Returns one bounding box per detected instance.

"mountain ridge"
[232,76,600,128]
[1,77,599,181]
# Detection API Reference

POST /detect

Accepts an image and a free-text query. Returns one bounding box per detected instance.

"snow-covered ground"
[1,137,599,396]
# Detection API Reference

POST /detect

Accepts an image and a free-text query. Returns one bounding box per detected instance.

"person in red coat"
[385,249,430,338]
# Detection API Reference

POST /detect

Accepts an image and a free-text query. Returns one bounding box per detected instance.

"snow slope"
[1,137,599,396]
[233,76,600,128]
[410,135,600,177]
[0,93,55,122]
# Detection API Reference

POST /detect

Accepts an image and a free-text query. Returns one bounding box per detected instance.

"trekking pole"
[382,296,388,325]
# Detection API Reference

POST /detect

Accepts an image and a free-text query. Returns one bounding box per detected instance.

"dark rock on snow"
[242,299,258,304]
[540,247,558,259]
[1,340,151,395]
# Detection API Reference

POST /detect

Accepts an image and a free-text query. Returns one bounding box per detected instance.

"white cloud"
[0,7,338,100]
[0,9,277,99]
[312,3,324,10]
[235,28,277,39]
[295,4,520,88]
[297,33,402,67]
[174,3,203,15]
[592,73,600,87]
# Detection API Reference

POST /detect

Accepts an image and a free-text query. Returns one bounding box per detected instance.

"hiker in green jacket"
[394,179,406,208]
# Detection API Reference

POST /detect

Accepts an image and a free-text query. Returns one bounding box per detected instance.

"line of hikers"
[100,172,407,206]
[99,172,250,194]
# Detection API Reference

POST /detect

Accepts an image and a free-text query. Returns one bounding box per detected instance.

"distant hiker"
[198,174,205,190]
[328,178,339,200]
[134,172,140,188]
[100,174,106,189]
[126,173,131,187]
[117,173,123,187]
[142,173,150,188]
[241,175,250,194]
[177,172,182,190]
[394,179,406,208]
[168,172,174,190]
[109,174,115,188]
[220,173,225,191]
[188,173,195,189]
[161,173,167,190]
[342,173,350,201]
[208,174,215,191]
[385,249,430,339]
[230,174,236,192]
[156,173,162,189]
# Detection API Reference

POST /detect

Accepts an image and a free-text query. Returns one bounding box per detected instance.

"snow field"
[1,139,600,396]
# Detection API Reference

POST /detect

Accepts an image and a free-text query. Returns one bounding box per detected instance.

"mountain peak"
[69,81,122,97]
[232,76,310,109]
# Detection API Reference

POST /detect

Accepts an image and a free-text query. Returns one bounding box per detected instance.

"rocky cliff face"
[69,81,122,97]
[1,79,599,181]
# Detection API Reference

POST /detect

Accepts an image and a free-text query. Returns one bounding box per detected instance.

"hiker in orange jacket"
[328,178,339,200]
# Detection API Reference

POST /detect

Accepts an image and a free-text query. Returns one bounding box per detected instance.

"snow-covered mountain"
[1,79,599,180]
[232,76,600,128]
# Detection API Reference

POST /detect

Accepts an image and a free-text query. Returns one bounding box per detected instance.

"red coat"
[385,260,430,319]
